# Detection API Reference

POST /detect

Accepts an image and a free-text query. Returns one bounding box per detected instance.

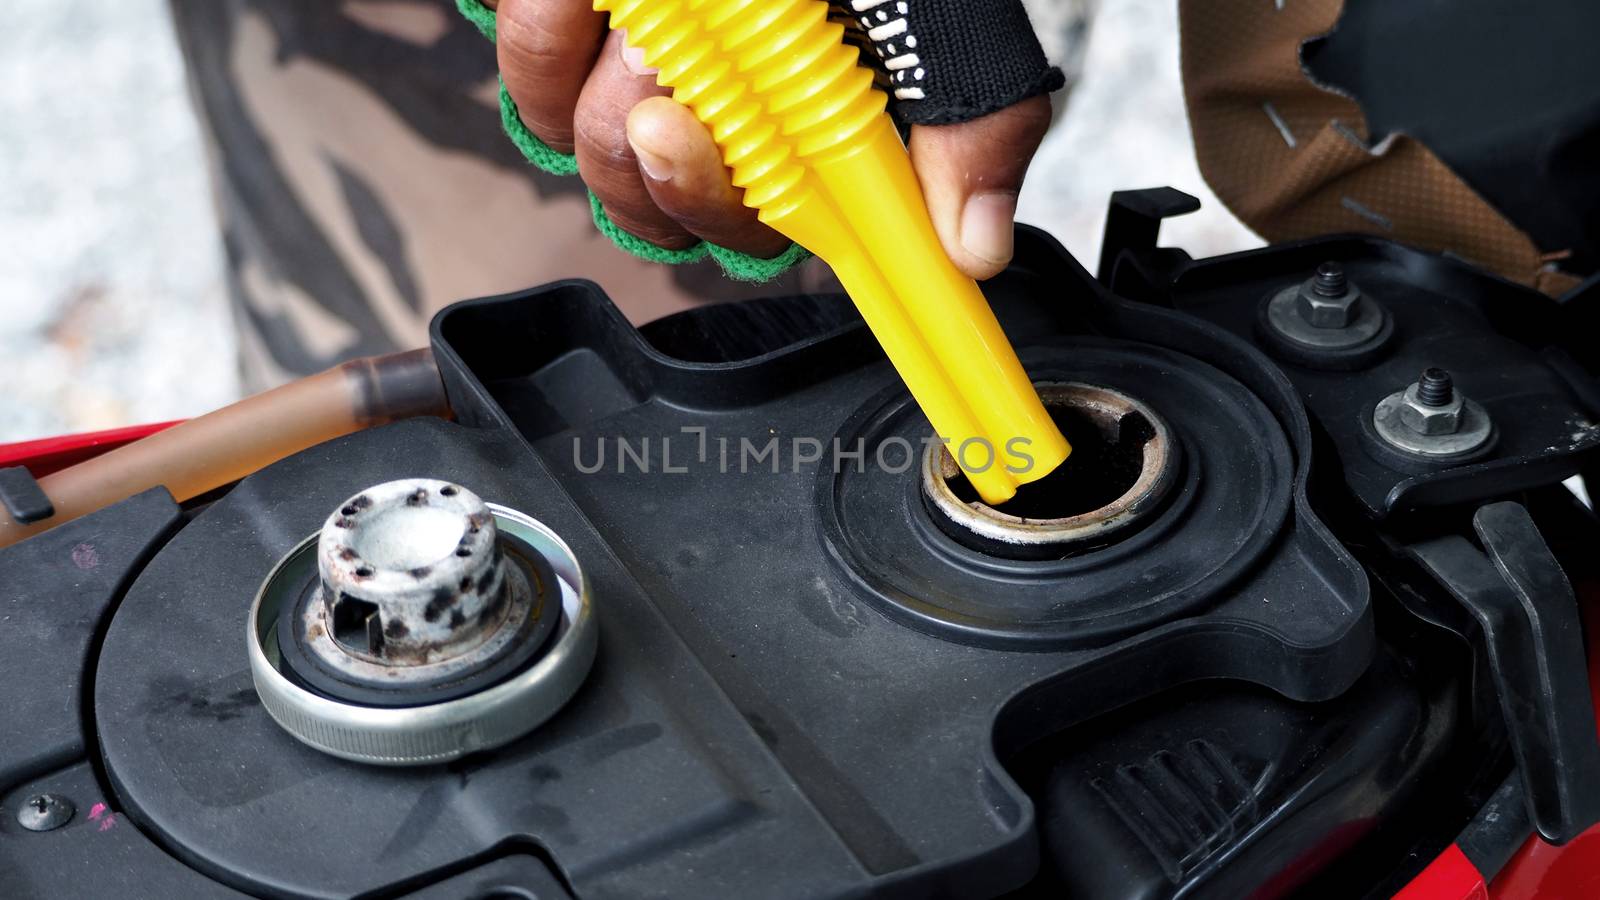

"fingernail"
[960,191,1018,266]
[620,40,657,77]
[629,136,674,182]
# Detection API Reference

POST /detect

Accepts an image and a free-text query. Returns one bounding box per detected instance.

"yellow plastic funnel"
[597,0,1070,502]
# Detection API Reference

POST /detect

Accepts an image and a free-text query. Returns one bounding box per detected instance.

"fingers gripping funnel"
[594,0,1071,503]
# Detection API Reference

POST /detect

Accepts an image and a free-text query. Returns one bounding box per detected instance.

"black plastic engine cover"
[68,229,1375,898]
[16,207,1597,897]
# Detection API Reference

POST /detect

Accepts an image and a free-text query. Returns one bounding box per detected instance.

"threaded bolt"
[1312,262,1348,298]
[1416,368,1455,407]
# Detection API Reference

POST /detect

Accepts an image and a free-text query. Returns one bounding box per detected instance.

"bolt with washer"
[1398,368,1463,435]
[1373,367,1494,457]
[1296,262,1362,329]
[1266,261,1389,352]
[15,793,74,831]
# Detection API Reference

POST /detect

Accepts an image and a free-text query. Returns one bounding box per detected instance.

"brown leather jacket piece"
[1179,0,1581,295]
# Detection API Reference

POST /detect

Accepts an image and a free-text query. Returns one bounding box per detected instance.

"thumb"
[909,95,1053,281]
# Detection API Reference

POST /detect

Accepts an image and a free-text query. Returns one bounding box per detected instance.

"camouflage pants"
[169,0,846,391]
[168,0,1111,390]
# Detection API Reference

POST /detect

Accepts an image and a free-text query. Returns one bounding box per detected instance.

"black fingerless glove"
[835,0,1064,126]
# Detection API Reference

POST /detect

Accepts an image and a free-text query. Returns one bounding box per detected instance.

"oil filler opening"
[922,383,1177,558]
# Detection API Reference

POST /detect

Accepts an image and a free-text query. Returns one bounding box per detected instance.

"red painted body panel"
[1395,844,1489,900]
[0,421,180,477]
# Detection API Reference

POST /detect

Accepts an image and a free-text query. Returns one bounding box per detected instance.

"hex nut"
[1296,279,1362,329]
[1265,280,1388,353]
[1398,384,1464,435]
[1373,389,1493,458]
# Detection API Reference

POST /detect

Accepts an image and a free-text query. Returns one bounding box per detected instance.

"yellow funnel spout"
[597,0,1070,502]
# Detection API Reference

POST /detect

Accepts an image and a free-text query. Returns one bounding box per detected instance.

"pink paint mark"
[87,803,115,831]
[71,543,98,570]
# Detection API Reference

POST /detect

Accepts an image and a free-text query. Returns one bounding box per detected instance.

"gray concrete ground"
[0,0,1256,443]
[1021,0,1259,265]
[0,0,238,441]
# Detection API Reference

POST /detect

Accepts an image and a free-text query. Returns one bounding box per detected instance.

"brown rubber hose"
[0,348,451,548]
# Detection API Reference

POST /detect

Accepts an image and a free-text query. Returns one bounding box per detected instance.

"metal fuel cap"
[247,479,596,765]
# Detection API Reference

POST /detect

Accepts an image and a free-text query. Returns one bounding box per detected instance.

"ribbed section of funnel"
[597,0,883,216]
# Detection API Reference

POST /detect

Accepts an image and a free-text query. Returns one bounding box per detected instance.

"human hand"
[488,0,1059,278]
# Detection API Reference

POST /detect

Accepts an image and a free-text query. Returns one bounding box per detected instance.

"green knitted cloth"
[454,0,809,281]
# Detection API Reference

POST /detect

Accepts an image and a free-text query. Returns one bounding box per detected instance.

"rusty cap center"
[315,478,514,666]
